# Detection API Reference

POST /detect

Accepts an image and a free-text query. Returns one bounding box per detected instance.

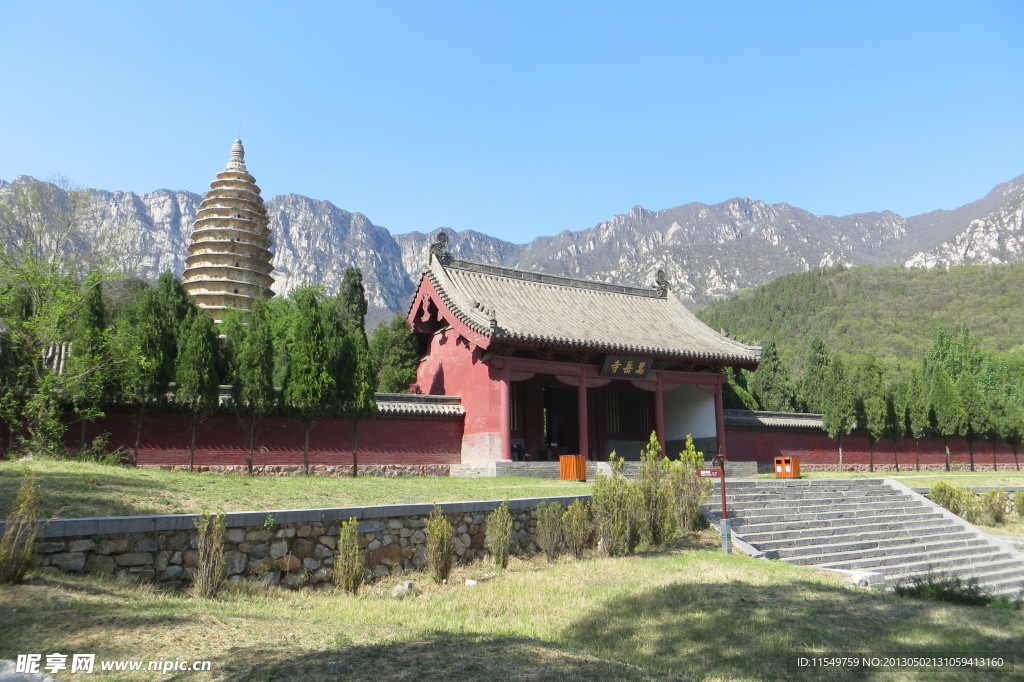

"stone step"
[744,521,963,549]
[726,505,933,529]
[719,497,917,515]
[738,517,960,545]
[815,544,1009,572]
[772,530,981,559]
[781,536,991,567]
[885,560,1024,598]
[721,513,949,536]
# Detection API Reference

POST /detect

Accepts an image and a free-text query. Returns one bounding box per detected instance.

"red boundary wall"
[76,410,464,469]
[727,428,1023,471]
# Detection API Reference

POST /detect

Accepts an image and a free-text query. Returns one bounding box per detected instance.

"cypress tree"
[956,371,990,472]
[175,312,219,472]
[369,314,419,393]
[283,287,333,475]
[748,340,797,412]
[799,337,831,413]
[821,355,855,468]
[233,298,276,474]
[112,286,167,464]
[929,364,966,471]
[907,368,930,471]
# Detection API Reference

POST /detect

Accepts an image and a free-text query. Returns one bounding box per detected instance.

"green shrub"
[486,501,513,570]
[425,506,454,584]
[73,433,126,465]
[535,500,563,562]
[561,499,591,559]
[592,453,631,556]
[192,510,226,598]
[1014,491,1024,519]
[667,436,712,531]
[334,516,364,594]
[0,470,41,584]
[977,489,1008,526]
[636,432,675,547]
[929,481,979,522]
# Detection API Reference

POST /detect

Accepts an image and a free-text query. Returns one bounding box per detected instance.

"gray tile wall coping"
[5,495,594,539]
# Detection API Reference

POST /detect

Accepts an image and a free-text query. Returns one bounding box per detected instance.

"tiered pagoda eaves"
[182,139,274,322]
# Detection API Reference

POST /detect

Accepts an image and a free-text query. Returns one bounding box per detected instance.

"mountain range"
[1,172,1022,326]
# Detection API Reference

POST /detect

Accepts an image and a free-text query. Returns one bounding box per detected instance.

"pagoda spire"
[181,139,275,323]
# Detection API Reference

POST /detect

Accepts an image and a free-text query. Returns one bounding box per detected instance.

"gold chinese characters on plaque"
[600,355,652,378]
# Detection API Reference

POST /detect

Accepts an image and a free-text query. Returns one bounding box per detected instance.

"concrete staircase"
[702,479,1024,598]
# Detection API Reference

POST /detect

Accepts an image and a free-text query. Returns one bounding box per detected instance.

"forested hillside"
[697,263,1024,373]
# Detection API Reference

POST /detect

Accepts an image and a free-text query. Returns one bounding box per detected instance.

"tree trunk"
[246,413,256,475]
[892,440,899,472]
[915,439,920,471]
[80,419,87,451]
[1014,444,1020,471]
[132,406,144,467]
[838,433,844,469]
[869,441,874,472]
[351,418,360,477]
[944,441,951,471]
[189,410,197,472]
[967,439,975,471]
[303,417,311,476]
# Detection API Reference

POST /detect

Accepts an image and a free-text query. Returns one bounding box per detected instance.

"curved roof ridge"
[446,258,664,299]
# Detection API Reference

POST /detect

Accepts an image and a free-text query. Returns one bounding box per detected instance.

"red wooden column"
[577,365,589,458]
[714,374,727,459]
[500,362,512,460]
[655,370,666,455]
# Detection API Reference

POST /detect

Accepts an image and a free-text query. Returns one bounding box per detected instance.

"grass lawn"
[0,459,593,519]
[1,531,1020,681]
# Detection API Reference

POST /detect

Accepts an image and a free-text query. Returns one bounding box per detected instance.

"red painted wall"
[416,328,503,461]
[80,411,464,468]
[727,428,1023,471]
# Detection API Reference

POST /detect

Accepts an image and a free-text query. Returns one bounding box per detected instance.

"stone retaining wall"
[25,496,590,589]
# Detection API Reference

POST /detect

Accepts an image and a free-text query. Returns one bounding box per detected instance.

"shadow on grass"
[217,632,674,682]
[563,577,1023,681]
[0,465,181,518]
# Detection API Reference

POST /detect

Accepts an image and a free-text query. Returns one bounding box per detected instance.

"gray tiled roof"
[374,393,464,418]
[421,255,761,367]
[724,409,824,430]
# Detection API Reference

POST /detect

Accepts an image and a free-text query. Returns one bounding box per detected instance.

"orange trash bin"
[774,457,801,478]
[559,454,587,481]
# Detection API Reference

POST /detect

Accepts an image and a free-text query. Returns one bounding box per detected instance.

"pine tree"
[929,364,966,471]
[233,298,276,473]
[175,312,219,472]
[747,340,797,412]
[282,287,333,475]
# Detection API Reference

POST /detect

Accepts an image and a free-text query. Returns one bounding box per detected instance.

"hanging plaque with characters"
[600,355,653,378]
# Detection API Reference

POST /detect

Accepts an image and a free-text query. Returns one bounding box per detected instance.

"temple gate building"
[408,234,762,463]
[182,139,275,322]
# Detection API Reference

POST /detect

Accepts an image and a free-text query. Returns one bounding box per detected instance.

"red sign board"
[697,468,723,478]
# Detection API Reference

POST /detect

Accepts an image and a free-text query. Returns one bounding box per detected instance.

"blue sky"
[1,1,1021,244]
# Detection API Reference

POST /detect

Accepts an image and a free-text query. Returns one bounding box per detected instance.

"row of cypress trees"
[728,327,1024,471]
[0,252,420,474]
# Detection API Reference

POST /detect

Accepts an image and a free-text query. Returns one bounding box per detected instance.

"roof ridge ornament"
[654,269,670,297]
[430,231,453,265]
